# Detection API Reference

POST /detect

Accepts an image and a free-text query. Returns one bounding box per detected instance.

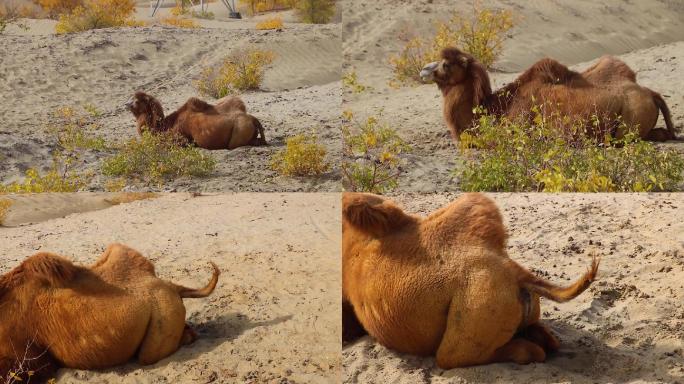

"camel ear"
[21,253,79,286]
[459,55,469,67]
[343,193,410,235]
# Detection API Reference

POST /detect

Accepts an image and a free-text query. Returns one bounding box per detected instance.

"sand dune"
[0,193,341,383]
[1,18,341,192]
[342,0,684,192]
[344,193,684,384]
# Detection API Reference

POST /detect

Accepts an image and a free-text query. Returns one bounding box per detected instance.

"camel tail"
[652,91,676,139]
[254,118,267,145]
[175,262,220,298]
[518,257,599,303]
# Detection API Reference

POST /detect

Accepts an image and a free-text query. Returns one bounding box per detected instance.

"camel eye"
[443,62,450,70]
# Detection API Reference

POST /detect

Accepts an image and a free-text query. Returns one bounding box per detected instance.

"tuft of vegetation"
[342,112,411,193]
[160,15,199,28]
[0,1,32,33]
[55,0,139,34]
[102,131,216,185]
[271,133,330,176]
[294,0,335,24]
[0,198,12,225]
[342,70,370,94]
[389,1,513,86]
[195,49,275,98]
[192,9,214,19]
[458,109,684,192]
[256,16,283,30]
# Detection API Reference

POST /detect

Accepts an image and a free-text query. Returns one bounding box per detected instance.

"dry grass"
[159,15,199,28]
[256,16,283,30]
[0,198,12,226]
[104,192,158,205]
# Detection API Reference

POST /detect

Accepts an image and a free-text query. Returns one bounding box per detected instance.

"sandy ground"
[1,9,341,192]
[342,0,684,192]
[343,192,684,384]
[0,193,341,383]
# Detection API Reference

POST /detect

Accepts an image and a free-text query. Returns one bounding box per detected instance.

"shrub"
[192,9,214,19]
[102,131,216,185]
[342,69,370,94]
[160,15,199,28]
[0,166,89,193]
[55,0,138,34]
[256,16,283,30]
[342,113,411,193]
[49,106,107,154]
[389,1,513,86]
[0,198,11,225]
[240,0,292,16]
[294,0,334,24]
[36,0,82,18]
[270,133,330,176]
[458,109,684,192]
[195,49,275,98]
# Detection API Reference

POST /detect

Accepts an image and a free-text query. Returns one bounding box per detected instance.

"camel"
[342,192,599,368]
[0,243,220,382]
[420,47,676,142]
[126,91,266,150]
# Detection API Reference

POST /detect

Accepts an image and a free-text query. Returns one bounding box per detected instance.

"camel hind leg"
[435,267,528,368]
[137,292,187,365]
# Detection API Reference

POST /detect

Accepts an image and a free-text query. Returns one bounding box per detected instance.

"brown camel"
[126,92,266,150]
[342,192,599,368]
[0,243,220,382]
[420,48,675,142]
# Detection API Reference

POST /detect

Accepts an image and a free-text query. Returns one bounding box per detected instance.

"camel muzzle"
[420,61,439,82]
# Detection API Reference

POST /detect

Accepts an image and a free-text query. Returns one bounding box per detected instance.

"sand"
[343,192,684,384]
[0,193,341,383]
[1,12,341,192]
[342,0,684,192]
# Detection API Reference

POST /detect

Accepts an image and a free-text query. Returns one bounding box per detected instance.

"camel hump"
[517,256,599,303]
[93,243,156,275]
[175,262,220,298]
[20,252,80,286]
[525,58,581,84]
[342,193,413,235]
[185,97,216,113]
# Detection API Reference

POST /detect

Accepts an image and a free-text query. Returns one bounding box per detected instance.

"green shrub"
[294,0,335,24]
[342,112,411,193]
[195,49,275,98]
[271,133,330,176]
[49,106,107,154]
[458,109,684,192]
[389,1,513,86]
[102,131,216,185]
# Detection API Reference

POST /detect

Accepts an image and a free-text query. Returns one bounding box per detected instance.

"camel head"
[126,91,165,134]
[420,47,492,107]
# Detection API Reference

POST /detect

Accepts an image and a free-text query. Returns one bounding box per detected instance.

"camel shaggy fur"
[0,243,220,381]
[342,192,599,368]
[420,48,675,142]
[127,92,266,150]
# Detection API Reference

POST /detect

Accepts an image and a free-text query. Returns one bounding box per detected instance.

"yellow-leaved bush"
[195,49,275,98]
[55,0,140,34]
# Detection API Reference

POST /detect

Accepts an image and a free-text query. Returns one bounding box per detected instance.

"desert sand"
[343,193,684,384]
[0,3,341,192]
[342,0,684,192]
[0,193,341,383]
